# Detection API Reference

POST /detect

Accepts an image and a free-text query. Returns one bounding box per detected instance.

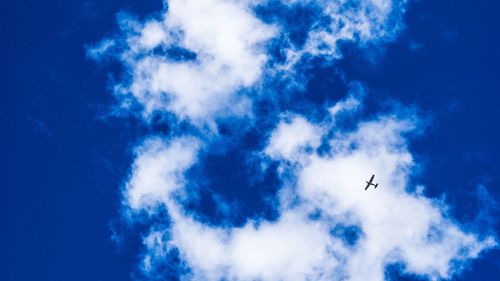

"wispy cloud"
[90,1,497,280]
[26,116,54,139]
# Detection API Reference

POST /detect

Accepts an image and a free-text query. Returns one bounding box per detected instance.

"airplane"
[365,174,378,190]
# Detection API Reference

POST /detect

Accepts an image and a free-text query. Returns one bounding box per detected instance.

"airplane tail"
[374,184,378,188]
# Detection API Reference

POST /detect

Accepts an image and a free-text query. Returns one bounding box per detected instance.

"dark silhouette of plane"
[365,174,378,190]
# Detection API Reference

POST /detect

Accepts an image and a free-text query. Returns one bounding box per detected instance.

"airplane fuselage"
[365,175,378,190]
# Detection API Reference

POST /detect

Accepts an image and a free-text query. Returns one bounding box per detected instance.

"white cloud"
[101,0,277,124]
[329,94,363,119]
[138,21,169,49]
[90,0,409,124]
[146,208,345,281]
[92,1,497,280]
[329,96,361,117]
[265,115,322,161]
[128,111,495,281]
[125,137,200,212]
[279,0,407,69]
[293,115,495,281]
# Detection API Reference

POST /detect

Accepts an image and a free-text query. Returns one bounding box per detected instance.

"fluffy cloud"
[292,113,495,280]
[265,115,321,161]
[167,210,340,281]
[91,0,497,280]
[127,105,495,281]
[91,0,276,124]
[125,137,200,212]
[90,0,408,124]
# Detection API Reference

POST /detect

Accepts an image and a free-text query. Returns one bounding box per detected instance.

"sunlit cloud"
[90,0,497,280]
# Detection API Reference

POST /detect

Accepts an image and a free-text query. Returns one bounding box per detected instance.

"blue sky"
[1,0,499,280]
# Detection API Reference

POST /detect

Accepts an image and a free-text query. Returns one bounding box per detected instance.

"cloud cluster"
[91,0,407,125]
[90,0,496,280]
[91,0,276,125]
[126,101,495,281]
[278,0,407,68]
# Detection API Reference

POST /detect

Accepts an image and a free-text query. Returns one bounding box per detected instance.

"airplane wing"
[365,182,371,190]
[369,174,375,182]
